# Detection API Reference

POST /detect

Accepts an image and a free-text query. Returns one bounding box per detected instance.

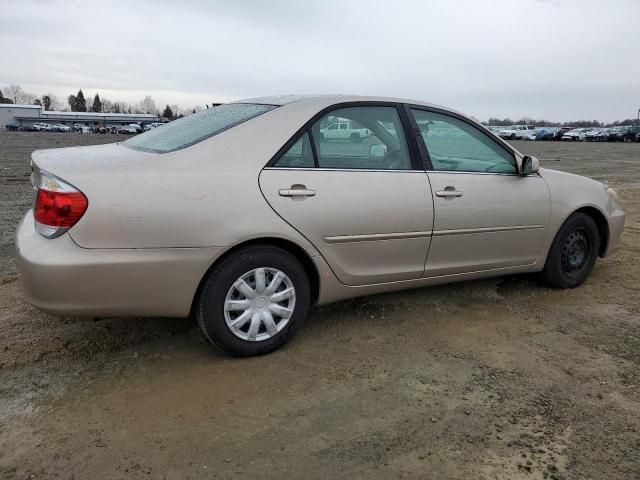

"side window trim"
[405,104,519,174]
[402,103,433,171]
[397,104,425,171]
[307,129,320,168]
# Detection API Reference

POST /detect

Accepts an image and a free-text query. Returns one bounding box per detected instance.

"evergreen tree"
[75,89,87,112]
[42,95,52,110]
[162,104,173,120]
[68,94,77,111]
[92,93,102,112]
[0,89,13,104]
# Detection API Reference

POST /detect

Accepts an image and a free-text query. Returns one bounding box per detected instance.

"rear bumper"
[604,207,625,257]
[15,211,226,317]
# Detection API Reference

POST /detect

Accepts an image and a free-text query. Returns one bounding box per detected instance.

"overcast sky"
[1,0,638,121]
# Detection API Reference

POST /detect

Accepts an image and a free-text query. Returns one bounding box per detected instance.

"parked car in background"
[144,122,165,131]
[524,127,558,141]
[607,126,640,142]
[5,123,20,131]
[319,121,371,142]
[562,128,591,141]
[32,123,52,132]
[498,125,536,140]
[585,128,608,142]
[538,127,560,140]
[15,95,625,356]
[553,127,573,141]
[73,123,86,132]
[119,124,142,134]
[51,124,71,132]
[77,126,92,134]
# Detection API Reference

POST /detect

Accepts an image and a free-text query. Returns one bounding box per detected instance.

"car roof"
[231,94,453,111]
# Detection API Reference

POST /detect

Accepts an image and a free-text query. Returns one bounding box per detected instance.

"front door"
[260,104,434,286]
[410,108,551,276]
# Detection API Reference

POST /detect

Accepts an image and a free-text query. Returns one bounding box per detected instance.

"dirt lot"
[1,131,639,479]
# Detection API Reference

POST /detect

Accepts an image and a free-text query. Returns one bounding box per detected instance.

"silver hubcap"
[224,267,296,342]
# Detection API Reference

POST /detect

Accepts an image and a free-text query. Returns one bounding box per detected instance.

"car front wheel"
[541,213,600,288]
[196,245,311,356]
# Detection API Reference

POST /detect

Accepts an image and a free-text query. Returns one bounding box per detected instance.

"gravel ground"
[0,131,639,479]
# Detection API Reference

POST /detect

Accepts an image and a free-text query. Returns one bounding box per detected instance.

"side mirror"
[369,144,387,158]
[521,155,539,175]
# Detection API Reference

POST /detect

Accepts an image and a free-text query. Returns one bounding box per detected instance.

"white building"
[0,104,163,129]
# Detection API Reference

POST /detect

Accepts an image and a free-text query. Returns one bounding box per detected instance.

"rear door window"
[312,106,412,170]
[273,132,315,168]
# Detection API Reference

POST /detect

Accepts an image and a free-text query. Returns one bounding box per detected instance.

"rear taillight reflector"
[33,170,88,239]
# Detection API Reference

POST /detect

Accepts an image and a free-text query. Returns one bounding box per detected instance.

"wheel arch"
[573,206,609,256]
[190,237,321,316]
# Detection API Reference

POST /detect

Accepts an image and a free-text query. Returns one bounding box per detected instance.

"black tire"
[195,245,311,357]
[510,133,516,140]
[541,213,600,288]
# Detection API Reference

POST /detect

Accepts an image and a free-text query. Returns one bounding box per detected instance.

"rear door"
[409,108,551,276]
[260,104,434,286]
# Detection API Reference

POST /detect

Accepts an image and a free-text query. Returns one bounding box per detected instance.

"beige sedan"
[15,95,625,356]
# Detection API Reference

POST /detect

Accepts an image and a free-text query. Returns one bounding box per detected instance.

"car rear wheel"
[541,213,600,288]
[195,245,311,356]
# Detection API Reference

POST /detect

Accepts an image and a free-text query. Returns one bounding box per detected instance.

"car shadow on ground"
[1,272,551,371]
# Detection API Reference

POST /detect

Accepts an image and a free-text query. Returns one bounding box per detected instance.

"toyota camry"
[15,95,625,356]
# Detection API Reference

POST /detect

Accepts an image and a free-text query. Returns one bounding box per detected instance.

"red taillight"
[32,170,88,238]
[34,189,88,227]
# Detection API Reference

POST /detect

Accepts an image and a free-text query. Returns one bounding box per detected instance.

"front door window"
[411,109,516,174]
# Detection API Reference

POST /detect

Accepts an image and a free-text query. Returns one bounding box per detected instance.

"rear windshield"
[124,103,276,153]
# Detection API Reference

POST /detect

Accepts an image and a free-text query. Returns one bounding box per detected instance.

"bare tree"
[4,84,39,104]
[23,92,38,104]
[5,84,23,103]
[139,95,156,115]
[101,98,113,113]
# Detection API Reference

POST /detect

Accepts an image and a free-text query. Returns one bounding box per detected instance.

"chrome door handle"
[279,188,316,197]
[435,189,463,198]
